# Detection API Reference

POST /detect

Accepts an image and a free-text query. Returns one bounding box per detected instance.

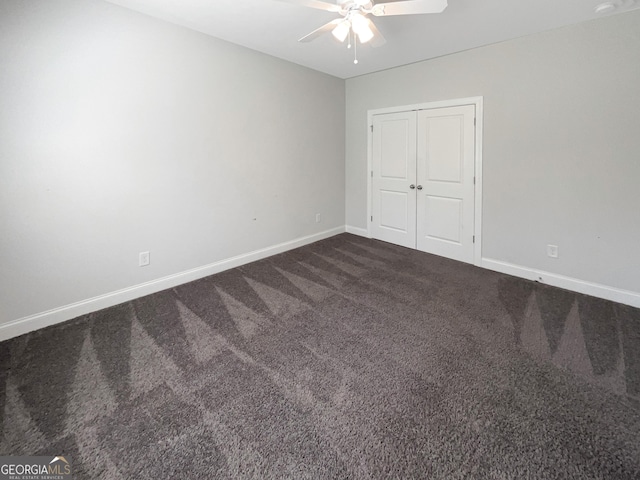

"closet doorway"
[368,98,483,265]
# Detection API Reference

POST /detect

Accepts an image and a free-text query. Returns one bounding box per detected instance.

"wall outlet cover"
[139,251,150,266]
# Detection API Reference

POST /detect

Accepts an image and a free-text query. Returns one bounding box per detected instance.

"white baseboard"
[0,226,346,342]
[481,257,640,309]
[345,225,369,238]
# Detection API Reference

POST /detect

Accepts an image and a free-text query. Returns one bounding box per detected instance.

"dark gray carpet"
[1,234,639,479]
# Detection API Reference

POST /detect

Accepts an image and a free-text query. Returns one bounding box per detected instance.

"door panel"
[417,105,475,263]
[380,121,410,179]
[425,116,463,183]
[379,190,410,232]
[371,111,417,248]
[423,195,462,243]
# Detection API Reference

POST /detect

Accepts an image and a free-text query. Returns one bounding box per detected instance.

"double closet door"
[370,104,476,264]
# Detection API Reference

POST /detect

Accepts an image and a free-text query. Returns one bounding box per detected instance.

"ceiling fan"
[279,0,448,62]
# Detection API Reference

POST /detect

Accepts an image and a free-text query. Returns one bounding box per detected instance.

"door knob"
[417,185,423,190]
[409,184,416,189]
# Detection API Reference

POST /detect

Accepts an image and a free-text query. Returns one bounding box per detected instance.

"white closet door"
[371,111,417,249]
[416,105,476,263]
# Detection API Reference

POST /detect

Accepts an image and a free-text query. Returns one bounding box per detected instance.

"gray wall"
[0,0,345,324]
[346,11,640,294]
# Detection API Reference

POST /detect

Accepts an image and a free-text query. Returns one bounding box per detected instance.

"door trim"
[367,96,483,266]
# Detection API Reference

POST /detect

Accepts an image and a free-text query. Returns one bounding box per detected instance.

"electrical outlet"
[315,213,321,223]
[547,245,558,259]
[139,251,150,267]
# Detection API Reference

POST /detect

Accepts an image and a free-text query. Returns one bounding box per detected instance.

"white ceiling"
[103,0,639,79]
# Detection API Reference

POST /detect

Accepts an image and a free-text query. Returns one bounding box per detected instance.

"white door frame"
[367,96,483,266]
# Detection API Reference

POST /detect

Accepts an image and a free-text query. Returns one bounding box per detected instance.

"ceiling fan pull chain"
[354,36,358,64]
[347,29,352,49]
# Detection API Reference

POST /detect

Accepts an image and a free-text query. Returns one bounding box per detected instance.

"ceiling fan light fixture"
[332,20,350,42]
[351,13,374,43]
[356,26,374,44]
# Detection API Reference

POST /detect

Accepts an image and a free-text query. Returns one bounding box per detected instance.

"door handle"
[417,185,423,190]
[409,184,416,189]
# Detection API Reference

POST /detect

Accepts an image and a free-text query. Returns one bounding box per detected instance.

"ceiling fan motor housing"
[338,0,374,12]
[338,0,373,5]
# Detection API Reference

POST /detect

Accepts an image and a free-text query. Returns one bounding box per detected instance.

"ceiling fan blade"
[372,0,448,16]
[298,19,343,42]
[367,19,387,47]
[277,0,342,13]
